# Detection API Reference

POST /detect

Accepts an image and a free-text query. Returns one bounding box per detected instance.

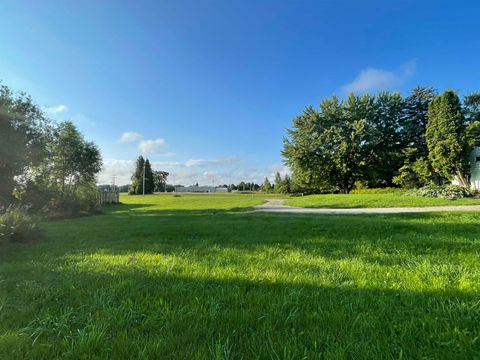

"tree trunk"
[454,171,470,188]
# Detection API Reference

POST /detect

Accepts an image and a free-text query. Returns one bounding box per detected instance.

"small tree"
[426,90,468,186]
[393,148,432,188]
[262,177,272,193]
[50,121,102,195]
[283,174,292,193]
[274,172,283,193]
[153,171,169,192]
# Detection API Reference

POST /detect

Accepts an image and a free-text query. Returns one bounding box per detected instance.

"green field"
[1,193,479,359]
[284,193,480,208]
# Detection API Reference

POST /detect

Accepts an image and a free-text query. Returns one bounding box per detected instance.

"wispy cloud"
[98,157,291,186]
[120,132,143,143]
[44,104,68,114]
[341,60,416,94]
[185,157,241,167]
[138,138,167,154]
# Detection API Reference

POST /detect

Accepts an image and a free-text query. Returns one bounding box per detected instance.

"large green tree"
[153,170,169,192]
[0,112,27,204]
[464,93,480,148]
[130,156,155,194]
[144,159,154,194]
[426,90,468,186]
[358,92,404,187]
[464,92,480,124]
[401,86,437,157]
[130,156,145,195]
[0,83,52,204]
[283,95,376,193]
[50,121,102,194]
[393,86,437,188]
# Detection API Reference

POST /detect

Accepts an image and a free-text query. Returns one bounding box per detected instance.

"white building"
[452,147,480,190]
[469,147,480,190]
[174,186,228,193]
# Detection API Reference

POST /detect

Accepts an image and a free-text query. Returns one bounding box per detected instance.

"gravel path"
[255,199,480,214]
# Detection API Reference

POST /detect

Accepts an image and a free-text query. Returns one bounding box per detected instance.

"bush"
[412,184,477,199]
[350,187,404,194]
[393,157,432,189]
[0,206,43,245]
[51,184,100,218]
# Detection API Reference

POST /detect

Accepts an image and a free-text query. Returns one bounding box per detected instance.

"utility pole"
[142,161,146,196]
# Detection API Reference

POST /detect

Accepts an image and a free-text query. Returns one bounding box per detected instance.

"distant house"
[469,147,480,190]
[452,147,480,190]
[174,186,228,193]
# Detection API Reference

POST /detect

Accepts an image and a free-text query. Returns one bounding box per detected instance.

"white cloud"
[97,159,135,185]
[97,157,290,187]
[138,138,167,154]
[120,132,143,143]
[185,157,241,167]
[156,152,176,157]
[267,164,291,178]
[341,60,416,94]
[44,104,68,114]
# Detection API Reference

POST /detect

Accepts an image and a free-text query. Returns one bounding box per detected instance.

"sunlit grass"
[0,194,479,358]
[285,192,480,208]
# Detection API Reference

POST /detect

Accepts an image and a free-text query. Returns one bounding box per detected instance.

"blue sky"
[1,1,479,185]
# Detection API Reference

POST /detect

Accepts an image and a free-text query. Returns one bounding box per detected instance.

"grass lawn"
[1,193,479,359]
[284,193,480,208]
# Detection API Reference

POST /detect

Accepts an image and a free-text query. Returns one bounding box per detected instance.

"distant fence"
[97,190,120,205]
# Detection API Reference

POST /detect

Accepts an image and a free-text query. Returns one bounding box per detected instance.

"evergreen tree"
[426,90,468,186]
[274,172,283,193]
[401,86,437,157]
[130,156,145,194]
[144,159,154,194]
[283,174,292,193]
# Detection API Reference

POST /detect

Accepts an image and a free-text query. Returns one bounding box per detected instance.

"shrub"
[350,187,404,194]
[393,157,432,189]
[412,184,477,199]
[51,184,100,218]
[0,206,43,245]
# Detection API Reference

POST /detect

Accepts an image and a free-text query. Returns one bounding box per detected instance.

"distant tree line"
[283,87,480,193]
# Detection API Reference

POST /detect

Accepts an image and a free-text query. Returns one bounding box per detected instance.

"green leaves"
[426,90,468,183]
[283,92,405,193]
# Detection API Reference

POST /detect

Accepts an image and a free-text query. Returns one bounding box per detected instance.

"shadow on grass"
[51,204,480,262]
[2,205,480,358]
[2,265,479,359]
